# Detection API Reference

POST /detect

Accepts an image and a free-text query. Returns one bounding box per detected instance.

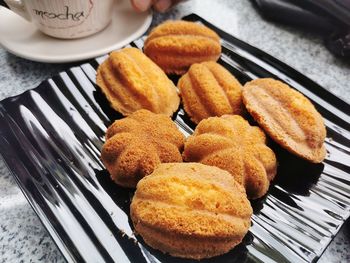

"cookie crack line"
[245,86,307,142]
[124,52,161,113]
[100,61,142,113]
[134,197,251,227]
[205,64,239,111]
[188,67,227,117]
[116,52,156,112]
[146,33,220,44]
[204,65,233,114]
[186,70,212,119]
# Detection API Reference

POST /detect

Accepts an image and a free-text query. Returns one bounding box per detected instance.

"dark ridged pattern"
[0,14,350,263]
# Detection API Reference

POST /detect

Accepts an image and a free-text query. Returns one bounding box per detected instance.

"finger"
[131,0,152,12]
[154,0,172,12]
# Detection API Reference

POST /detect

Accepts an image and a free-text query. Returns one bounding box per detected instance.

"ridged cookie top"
[101,110,185,188]
[183,115,277,199]
[131,162,252,243]
[96,47,180,116]
[178,61,243,124]
[242,78,326,163]
[144,21,221,74]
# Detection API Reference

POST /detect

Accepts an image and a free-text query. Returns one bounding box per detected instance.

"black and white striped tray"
[0,14,349,263]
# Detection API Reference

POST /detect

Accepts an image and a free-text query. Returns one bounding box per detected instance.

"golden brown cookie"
[183,115,277,199]
[96,47,179,116]
[101,110,185,188]
[178,61,243,124]
[242,78,326,163]
[144,20,221,75]
[131,162,252,259]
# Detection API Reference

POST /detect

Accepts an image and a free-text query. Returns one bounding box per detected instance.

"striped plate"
[0,14,349,263]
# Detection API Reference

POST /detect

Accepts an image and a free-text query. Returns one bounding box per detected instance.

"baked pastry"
[96,47,180,116]
[144,20,221,75]
[101,110,185,187]
[178,61,243,124]
[183,115,277,199]
[242,78,326,163]
[131,162,252,259]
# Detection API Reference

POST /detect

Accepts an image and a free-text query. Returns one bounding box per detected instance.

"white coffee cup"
[4,0,115,39]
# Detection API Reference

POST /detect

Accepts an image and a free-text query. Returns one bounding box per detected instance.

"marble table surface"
[0,0,349,262]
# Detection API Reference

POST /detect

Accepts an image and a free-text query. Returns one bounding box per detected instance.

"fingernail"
[155,0,172,12]
[133,0,151,12]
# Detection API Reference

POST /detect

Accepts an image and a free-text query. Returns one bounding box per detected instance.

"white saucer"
[0,1,152,63]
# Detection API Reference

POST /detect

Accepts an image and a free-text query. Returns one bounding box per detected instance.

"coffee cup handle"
[4,0,31,21]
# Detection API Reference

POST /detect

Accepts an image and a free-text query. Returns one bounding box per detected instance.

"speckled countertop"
[0,0,349,262]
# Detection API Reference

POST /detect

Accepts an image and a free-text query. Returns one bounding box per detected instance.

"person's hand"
[131,0,183,13]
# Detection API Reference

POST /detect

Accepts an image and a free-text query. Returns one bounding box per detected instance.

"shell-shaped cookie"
[131,163,252,259]
[101,110,185,188]
[96,47,180,116]
[183,115,277,199]
[144,20,221,75]
[242,78,326,163]
[178,61,243,124]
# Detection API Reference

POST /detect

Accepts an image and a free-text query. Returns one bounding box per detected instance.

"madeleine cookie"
[144,20,221,75]
[183,115,277,199]
[131,163,252,259]
[101,110,185,188]
[178,61,243,124]
[242,78,326,163]
[96,47,180,116]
